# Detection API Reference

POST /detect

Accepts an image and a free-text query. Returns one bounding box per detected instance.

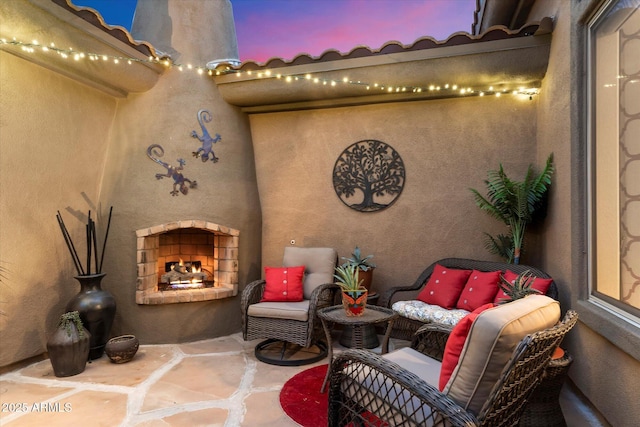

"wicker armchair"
[241,247,339,365]
[329,297,578,427]
[379,258,559,346]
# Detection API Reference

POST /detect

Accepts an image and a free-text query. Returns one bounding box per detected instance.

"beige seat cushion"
[383,347,442,387]
[443,294,560,415]
[247,300,310,321]
[341,347,442,426]
[283,247,337,299]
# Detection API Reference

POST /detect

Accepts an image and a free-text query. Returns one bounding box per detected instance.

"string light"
[0,36,541,100]
[219,66,540,99]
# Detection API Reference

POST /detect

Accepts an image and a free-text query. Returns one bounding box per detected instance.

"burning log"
[160,259,207,285]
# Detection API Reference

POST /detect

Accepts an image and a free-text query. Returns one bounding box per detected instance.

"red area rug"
[279,364,328,427]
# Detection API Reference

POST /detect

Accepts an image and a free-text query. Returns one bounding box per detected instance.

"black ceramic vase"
[66,273,116,360]
[47,318,90,377]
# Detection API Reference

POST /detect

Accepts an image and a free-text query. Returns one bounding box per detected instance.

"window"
[589,0,640,322]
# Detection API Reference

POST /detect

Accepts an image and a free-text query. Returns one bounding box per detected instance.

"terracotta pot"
[47,321,90,377]
[358,268,375,291]
[342,289,368,316]
[105,335,139,364]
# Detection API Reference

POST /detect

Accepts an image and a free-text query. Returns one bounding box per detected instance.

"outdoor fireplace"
[136,220,239,305]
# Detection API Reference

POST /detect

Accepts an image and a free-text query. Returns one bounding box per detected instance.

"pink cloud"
[233,0,476,62]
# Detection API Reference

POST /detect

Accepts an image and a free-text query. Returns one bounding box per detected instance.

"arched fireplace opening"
[136,220,239,305]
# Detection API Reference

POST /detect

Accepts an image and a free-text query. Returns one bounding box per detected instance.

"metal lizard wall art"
[191,109,221,163]
[146,144,197,196]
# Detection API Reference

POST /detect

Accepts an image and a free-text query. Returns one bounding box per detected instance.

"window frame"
[580,0,640,361]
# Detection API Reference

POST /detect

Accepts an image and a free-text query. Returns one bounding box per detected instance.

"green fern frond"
[483,233,514,263]
[470,188,508,223]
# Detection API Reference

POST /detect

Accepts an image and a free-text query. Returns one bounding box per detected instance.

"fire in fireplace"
[159,259,214,291]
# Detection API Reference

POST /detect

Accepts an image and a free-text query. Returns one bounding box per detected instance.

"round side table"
[318,305,397,393]
[339,292,380,348]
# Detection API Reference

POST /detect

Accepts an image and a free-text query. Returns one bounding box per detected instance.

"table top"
[318,305,397,326]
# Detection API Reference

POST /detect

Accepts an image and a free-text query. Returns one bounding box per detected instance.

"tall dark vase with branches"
[57,207,116,359]
[470,154,554,264]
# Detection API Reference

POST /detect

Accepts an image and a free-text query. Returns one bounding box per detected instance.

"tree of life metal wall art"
[333,140,405,212]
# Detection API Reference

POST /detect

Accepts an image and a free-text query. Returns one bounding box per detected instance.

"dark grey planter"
[47,319,90,377]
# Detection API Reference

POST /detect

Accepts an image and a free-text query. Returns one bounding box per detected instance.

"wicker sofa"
[379,258,558,359]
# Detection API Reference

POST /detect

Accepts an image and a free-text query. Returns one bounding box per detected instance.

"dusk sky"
[72,0,477,63]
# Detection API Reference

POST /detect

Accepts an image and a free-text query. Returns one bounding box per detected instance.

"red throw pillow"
[493,270,553,303]
[456,270,501,311]
[439,303,494,391]
[417,264,472,309]
[261,266,305,302]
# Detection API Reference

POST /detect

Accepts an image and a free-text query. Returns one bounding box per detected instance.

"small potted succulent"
[334,264,368,316]
[497,270,541,304]
[341,246,376,292]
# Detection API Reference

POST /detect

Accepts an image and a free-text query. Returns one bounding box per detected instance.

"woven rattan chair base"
[254,339,328,366]
[519,352,573,427]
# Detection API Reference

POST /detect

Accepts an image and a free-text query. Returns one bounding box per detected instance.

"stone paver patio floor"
[0,332,605,426]
[0,333,322,426]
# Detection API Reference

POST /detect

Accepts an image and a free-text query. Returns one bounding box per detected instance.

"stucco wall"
[250,95,540,293]
[96,0,261,344]
[0,0,261,367]
[0,51,117,366]
[533,1,640,425]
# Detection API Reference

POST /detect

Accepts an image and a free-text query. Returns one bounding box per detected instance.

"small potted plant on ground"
[334,264,368,316]
[341,246,376,292]
[47,311,91,377]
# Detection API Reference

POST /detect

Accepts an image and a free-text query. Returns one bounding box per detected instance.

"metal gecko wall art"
[147,144,197,196]
[191,109,221,163]
[145,109,221,196]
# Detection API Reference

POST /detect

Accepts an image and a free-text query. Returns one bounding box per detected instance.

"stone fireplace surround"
[136,220,239,305]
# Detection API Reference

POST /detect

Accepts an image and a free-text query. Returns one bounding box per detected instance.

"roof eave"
[0,0,167,98]
[214,22,551,113]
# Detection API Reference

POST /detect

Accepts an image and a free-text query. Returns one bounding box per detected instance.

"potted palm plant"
[341,246,376,291]
[470,154,554,264]
[334,264,368,316]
